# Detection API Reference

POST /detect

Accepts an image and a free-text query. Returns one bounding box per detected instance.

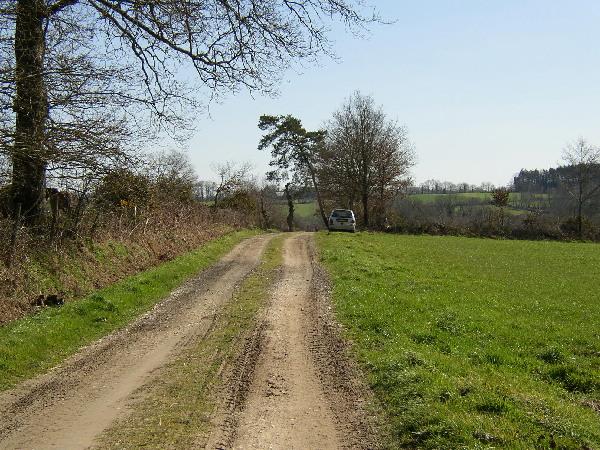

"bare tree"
[420,179,440,194]
[145,149,198,204]
[323,91,415,227]
[481,181,495,192]
[371,126,414,227]
[206,181,217,202]
[194,180,207,202]
[561,138,600,238]
[318,138,360,211]
[211,161,252,207]
[0,0,379,223]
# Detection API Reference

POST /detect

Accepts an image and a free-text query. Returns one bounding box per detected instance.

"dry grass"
[0,204,252,325]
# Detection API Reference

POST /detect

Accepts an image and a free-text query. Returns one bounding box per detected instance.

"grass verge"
[95,233,284,448]
[317,232,600,449]
[0,229,261,392]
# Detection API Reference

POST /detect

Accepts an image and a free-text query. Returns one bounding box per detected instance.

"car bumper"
[330,222,355,231]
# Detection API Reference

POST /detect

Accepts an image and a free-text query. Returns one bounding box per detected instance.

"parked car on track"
[328,209,356,232]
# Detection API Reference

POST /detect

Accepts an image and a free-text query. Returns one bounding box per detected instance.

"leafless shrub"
[211,161,254,207]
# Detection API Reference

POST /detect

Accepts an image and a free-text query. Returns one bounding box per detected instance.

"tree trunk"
[361,191,369,227]
[376,181,385,228]
[577,195,583,239]
[213,185,222,207]
[360,155,369,227]
[577,176,583,239]
[284,183,294,232]
[259,193,270,229]
[11,0,49,224]
[306,164,329,230]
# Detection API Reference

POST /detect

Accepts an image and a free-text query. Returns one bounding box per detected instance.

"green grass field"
[277,201,319,221]
[293,201,318,218]
[409,192,551,209]
[317,232,600,448]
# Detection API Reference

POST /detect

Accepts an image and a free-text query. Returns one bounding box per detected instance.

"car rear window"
[332,210,353,218]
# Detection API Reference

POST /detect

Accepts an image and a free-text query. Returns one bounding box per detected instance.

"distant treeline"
[410,180,496,195]
[513,164,600,193]
[394,149,600,241]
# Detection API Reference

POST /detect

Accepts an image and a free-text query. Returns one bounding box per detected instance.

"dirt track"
[0,235,272,450]
[210,233,340,448]
[0,233,377,450]
[208,233,377,450]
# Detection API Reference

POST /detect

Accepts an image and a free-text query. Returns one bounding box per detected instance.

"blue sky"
[184,1,600,186]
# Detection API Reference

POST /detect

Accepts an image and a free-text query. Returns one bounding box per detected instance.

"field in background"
[280,193,552,226]
[317,232,600,448]
[409,192,551,215]
[409,192,493,203]
[277,201,320,229]
[293,201,318,219]
[409,192,550,202]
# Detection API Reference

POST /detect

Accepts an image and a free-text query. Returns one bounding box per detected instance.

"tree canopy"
[258,114,329,228]
[322,91,415,226]
[0,0,377,222]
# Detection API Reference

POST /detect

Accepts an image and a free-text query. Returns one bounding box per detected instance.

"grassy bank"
[97,234,284,448]
[0,206,251,325]
[317,232,600,448]
[0,229,261,392]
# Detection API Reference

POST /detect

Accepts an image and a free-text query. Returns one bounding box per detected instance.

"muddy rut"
[216,233,339,448]
[208,233,377,450]
[0,235,273,450]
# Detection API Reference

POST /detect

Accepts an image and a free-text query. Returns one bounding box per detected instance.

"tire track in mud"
[207,233,379,450]
[0,234,273,450]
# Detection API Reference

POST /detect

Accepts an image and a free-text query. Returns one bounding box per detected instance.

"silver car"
[328,209,356,232]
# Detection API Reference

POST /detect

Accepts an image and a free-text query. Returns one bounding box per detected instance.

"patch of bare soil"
[207,233,380,450]
[0,234,273,450]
